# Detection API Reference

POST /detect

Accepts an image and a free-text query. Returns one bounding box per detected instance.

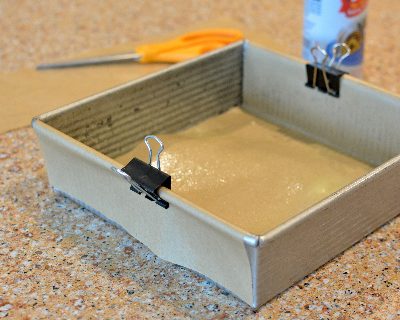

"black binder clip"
[305,43,350,98]
[115,135,171,209]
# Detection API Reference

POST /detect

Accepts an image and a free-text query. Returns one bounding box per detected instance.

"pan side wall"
[242,43,400,166]
[42,43,243,159]
[242,42,400,308]
[33,121,254,305]
[252,158,400,307]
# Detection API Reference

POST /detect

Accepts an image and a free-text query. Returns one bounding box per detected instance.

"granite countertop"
[1,1,399,319]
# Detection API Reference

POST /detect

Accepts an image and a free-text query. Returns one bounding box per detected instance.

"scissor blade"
[36,53,142,70]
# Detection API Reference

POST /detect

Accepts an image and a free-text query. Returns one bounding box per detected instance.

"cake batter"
[115,108,372,235]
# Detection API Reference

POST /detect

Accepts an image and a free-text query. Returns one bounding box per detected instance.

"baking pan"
[32,41,400,308]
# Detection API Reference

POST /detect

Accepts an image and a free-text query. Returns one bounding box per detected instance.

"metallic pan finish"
[33,43,257,305]
[33,41,400,308]
[242,43,400,308]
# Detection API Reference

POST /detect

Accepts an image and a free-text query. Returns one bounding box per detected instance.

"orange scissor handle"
[135,28,244,63]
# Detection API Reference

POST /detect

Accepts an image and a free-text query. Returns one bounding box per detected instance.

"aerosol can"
[302,0,368,77]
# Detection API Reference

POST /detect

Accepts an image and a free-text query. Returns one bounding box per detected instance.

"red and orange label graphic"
[340,0,368,17]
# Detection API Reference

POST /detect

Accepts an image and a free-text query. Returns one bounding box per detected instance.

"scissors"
[37,28,244,70]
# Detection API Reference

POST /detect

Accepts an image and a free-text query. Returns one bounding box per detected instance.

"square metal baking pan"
[32,41,400,308]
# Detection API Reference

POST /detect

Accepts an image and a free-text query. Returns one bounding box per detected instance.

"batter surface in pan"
[115,107,372,235]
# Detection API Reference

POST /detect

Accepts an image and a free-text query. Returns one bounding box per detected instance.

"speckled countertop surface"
[1,1,399,319]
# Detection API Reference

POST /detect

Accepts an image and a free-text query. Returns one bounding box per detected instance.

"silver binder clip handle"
[310,45,332,94]
[144,135,164,170]
[310,45,321,88]
[310,45,328,64]
[328,42,351,69]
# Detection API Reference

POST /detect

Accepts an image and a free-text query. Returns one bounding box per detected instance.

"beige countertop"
[1,1,399,319]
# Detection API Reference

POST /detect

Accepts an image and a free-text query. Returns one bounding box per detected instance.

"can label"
[339,0,368,17]
[303,0,368,75]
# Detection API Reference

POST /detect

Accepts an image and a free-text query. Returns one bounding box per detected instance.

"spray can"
[302,0,368,77]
